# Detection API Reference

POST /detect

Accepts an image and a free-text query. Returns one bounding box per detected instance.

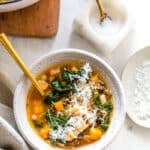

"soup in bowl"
[14,49,125,150]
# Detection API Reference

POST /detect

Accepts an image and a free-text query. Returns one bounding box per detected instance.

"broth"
[27,61,113,148]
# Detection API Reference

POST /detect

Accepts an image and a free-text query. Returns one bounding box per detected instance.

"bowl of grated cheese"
[13,49,126,150]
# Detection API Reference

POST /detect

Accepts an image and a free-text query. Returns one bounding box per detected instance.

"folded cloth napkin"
[0,103,29,150]
[0,66,29,149]
[0,71,14,107]
[0,116,29,150]
[0,103,16,129]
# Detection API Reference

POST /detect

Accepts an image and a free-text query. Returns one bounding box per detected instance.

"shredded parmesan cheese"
[50,63,98,142]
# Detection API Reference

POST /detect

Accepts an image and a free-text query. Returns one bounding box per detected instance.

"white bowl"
[14,49,126,150]
[0,0,39,13]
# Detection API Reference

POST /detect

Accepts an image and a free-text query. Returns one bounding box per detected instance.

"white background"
[0,0,150,149]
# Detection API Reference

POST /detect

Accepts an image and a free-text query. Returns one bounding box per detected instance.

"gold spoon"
[96,0,110,22]
[0,33,45,96]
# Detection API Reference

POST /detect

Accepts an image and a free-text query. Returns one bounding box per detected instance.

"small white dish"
[0,0,39,13]
[73,0,133,55]
[122,46,150,128]
[13,49,125,150]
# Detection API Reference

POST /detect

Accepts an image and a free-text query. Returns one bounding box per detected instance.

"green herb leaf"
[33,121,44,128]
[45,110,69,129]
[96,116,110,131]
[44,92,60,105]
[44,77,76,105]
[62,68,85,83]
[101,102,113,112]
[92,91,113,113]
[61,84,75,92]
[92,91,101,107]
[62,69,74,83]
[77,68,85,76]
[51,77,75,93]
[51,78,62,92]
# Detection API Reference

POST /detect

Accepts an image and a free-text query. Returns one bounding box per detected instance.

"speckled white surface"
[0,0,150,149]
[74,0,133,55]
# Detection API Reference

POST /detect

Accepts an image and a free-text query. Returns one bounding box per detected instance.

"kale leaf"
[101,102,113,113]
[44,92,60,105]
[33,121,44,128]
[92,91,113,113]
[96,116,110,131]
[44,67,85,105]
[51,78,62,92]
[62,69,74,83]
[92,91,101,107]
[45,110,69,129]
[51,77,75,93]
[44,78,75,105]
[62,68,85,83]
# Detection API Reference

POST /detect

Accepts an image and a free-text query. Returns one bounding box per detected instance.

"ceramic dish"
[0,0,39,13]
[73,0,133,55]
[122,46,150,128]
[13,49,125,150]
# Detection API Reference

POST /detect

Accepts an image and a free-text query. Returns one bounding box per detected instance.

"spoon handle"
[0,33,44,96]
[96,0,105,16]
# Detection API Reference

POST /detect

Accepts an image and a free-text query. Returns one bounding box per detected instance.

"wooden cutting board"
[0,0,60,37]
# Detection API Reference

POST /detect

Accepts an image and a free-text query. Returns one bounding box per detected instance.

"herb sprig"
[92,91,113,130]
[92,91,113,112]
[45,110,69,129]
[44,67,85,105]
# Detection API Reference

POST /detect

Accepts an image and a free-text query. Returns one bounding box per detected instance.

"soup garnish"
[27,62,113,148]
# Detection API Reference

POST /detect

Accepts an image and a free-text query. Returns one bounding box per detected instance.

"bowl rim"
[0,0,21,5]
[13,48,126,150]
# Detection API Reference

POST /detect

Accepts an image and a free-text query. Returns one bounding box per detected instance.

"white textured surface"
[74,0,133,55]
[0,0,150,149]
